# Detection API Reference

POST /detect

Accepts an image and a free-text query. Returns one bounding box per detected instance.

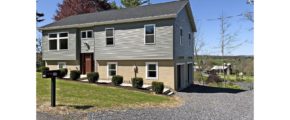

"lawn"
[36,72,176,113]
[218,74,254,83]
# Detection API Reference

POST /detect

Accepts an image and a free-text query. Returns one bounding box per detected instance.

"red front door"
[81,53,94,74]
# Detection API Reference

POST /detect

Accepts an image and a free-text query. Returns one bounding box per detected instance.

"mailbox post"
[42,70,59,107]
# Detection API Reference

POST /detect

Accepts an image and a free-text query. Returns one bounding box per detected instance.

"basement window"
[107,62,117,77]
[146,62,158,79]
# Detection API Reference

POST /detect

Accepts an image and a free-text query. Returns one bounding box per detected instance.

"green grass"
[36,72,171,109]
[218,74,254,83]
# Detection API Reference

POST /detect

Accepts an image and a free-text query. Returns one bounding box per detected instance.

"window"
[49,40,57,50]
[144,24,155,44]
[146,62,158,79]
[180,28,183,45]
[81,30,93,39]
[48,32,68,50]
[58,62,66,69]
[107,62,117,77]
[59,39,68,49]
[106,28,114,46]
[188,32,191,45]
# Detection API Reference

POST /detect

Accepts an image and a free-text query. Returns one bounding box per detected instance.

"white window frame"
[179,27,183,45]
[48,32,69,51]
[144,24,156,45]
[105,28,115,46]
[81,30,93,39]
[58,62,66,69]
[107,62,117,78]
[145,62,158,80]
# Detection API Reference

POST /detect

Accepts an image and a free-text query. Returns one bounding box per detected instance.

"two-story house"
[39,0,196,91]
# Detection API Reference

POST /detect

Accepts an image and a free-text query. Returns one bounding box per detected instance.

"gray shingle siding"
[42,29,79,60]
[94,19,174,60]
[173,7,194,60]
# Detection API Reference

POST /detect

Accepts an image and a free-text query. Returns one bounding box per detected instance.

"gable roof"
[40,0,196,31]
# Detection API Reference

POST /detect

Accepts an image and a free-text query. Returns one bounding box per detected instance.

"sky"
[37,0,253,55]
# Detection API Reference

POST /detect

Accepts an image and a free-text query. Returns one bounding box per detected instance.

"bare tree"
[194,24,206,85]
[218,13,244,86]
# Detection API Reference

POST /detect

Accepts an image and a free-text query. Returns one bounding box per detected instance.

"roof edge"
[39,14,177,31]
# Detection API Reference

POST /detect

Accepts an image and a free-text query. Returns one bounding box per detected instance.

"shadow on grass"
[179,84,246,94]
[58,105,94,110]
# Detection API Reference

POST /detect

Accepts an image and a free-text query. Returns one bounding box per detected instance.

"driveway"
[37,85,253,120]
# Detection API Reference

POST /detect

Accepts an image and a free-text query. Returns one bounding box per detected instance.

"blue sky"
[37,0,253,55]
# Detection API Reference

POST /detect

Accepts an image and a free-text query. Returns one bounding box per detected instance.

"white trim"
[176,63,185,65]
[145,62,158,80]
[57,62,66,69]
[80,30,94,39]
[107,62,118,78]
[48,32,69,51]
[105,28,115,46]
[144,24,156,45]
[39,14,177,30]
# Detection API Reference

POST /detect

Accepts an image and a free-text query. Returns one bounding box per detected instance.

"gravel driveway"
[37,85,253,120]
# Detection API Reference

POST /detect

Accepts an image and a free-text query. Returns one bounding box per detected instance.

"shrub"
[112,75,123,86]
[152,81,164,94]
[87,72,99,83]
[206,74,223,84]
[58,68,68,78]
[131,77,143,89]
[70,70,81,80]
[40,66,49,72]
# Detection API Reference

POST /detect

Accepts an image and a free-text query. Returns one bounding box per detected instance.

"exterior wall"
[97,60,175,89]
[79,27,95,53]
[45,60,80,73]
[42,29,79,60]
[94,19,174,60]
[173,7,194,59]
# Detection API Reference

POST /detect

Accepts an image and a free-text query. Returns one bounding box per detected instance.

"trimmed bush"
[70,70,81,80]
[152,81,164,94]
[112,75,123,86]
[40,66,49,72]
[87,72,99,83]
[58,68,68,78]
[131,77,143,89]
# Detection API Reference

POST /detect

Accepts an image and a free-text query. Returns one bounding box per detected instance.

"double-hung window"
[144,24,155,44]
[146,62,158,79]
[105,28,114,46]
[48,32,68,50]
[107,62,117,77]
[81,30,93,39]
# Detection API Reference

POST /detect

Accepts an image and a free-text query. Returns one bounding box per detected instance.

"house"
[39,0,196,91]
[210,63,232,75]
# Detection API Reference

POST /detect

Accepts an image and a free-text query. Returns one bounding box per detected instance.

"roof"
[211,66,228,70]
[40,0,196,31]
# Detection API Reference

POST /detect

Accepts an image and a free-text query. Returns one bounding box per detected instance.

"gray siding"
[42,29,78,60]
[79,27,95,53]
[94,19,174,60]
[173,8,194,60]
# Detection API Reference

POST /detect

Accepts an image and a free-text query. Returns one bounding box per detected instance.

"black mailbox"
[42,70,60,78]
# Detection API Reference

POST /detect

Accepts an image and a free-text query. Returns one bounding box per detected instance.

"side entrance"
[80,53,94,74]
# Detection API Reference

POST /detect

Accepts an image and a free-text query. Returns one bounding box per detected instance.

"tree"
[54,0,113,21]
[218,13,244,86]
[121,0,148,8]
[194,25,206,85]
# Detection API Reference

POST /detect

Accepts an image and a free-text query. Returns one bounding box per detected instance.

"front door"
[81,53,94,74]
